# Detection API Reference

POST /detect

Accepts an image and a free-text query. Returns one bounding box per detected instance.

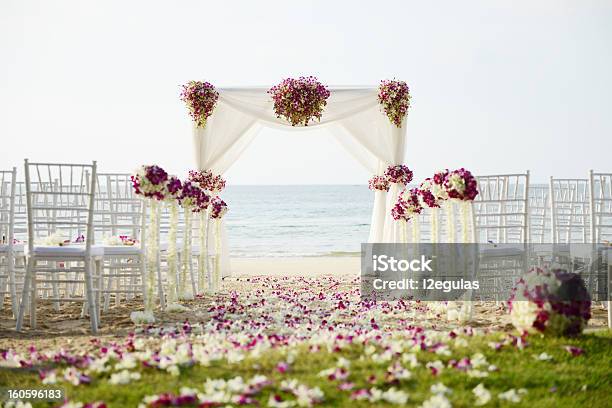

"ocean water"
[222,185,371,257]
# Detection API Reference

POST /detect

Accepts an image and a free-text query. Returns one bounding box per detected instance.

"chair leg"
[8,256,18,318]
[16,257,34,331]
[103,261,112,312]
[51,261,60,311]
[84,257,98,333]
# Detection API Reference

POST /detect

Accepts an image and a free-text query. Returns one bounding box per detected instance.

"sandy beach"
[230,256,361,277]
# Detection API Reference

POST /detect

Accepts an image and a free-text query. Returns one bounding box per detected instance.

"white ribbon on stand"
[166,201,179,304]
[198,210,209,294]
[212,218,222,291]
[179,210,193,299]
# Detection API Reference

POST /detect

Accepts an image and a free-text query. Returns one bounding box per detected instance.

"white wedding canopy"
[192,87,408,275]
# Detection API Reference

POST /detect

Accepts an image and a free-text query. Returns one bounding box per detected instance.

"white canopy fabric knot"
[192,86,408,275]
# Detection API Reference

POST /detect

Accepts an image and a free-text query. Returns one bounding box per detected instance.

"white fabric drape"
[193,87,408,275]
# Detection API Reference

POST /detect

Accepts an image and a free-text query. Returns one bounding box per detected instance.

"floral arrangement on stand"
[508,266,591,336]
[378,79,411,127]
[209,196,228,292]
[130,165,171,324]
[391,188,423,243]
[188,169,226,293]
[180,81,219,128]
[268,76,330,126]
[178,181,209,300]
[443,168,478,244]
[131,165,169,200]
[165,175,183,309]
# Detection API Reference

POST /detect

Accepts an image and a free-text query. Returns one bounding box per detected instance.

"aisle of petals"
[0,276,600,408]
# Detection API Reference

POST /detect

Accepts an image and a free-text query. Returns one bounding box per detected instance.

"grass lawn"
[1,329,610,407]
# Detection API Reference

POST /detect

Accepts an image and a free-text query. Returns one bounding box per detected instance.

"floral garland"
[131,165,168,200]
[180,81,219,128]
[378,79,411,127]
[368,175,390,192]
[384,165,413,185]
[268,76,330,126]
[508,267,591,336]
[444,168,479,201]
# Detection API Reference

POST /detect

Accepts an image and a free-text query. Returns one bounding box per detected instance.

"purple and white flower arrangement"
[131,165,169,200]
[444,168,479,201]
[391,188,423,221]
[378,79,411,127]
[385,165,413,185]
[269,76,331,126]
[368,175,390,192]
[180,81,219,128]
[188,169,226,194]
[508,267,591,336]
[209,196,228,219]
[179,181,210,212]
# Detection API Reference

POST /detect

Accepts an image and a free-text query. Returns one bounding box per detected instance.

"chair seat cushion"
[0,243,25,253]
[27,245,104,257]
[101,245,142,256]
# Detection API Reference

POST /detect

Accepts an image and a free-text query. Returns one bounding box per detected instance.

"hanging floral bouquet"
[368,175,390,192]
[188,169,226,194]
[444,168,479,201]
[180,81,219,128]
[385,165,413,185]
[378,79,411,127]
[268,76,331,126]
[508,267,591,336]
[131,165,169,200]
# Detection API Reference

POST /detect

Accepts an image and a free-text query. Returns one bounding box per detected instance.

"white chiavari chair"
[0,168,20,316]
[549,178,590,244]
[529,184,549,244]
[94,173,146,314]
[16,160,101,333]
[473,172,530,300]
[588,171,612,328]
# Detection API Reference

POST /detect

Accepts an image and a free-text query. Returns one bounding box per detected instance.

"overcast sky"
[1,0,611,184]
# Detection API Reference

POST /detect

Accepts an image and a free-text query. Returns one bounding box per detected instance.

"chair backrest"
[12,182,28,242]
[93,173,143,243]
[473,172,530,244]
[24,160,97,251]
[549,177,590,244]
[529,184,550,244]
[0,168,17,248]
[589,171,612,244]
